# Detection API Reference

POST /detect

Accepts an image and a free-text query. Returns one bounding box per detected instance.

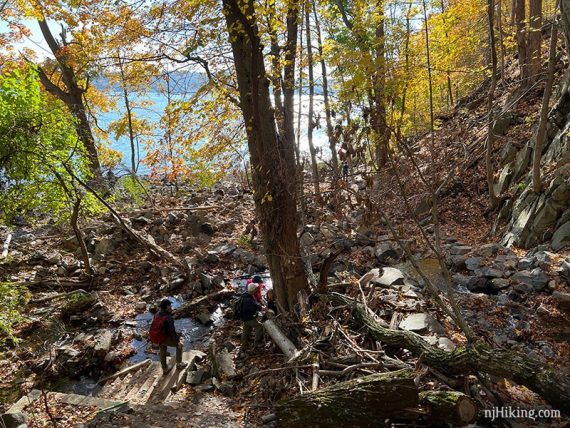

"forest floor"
[1,59,570,427]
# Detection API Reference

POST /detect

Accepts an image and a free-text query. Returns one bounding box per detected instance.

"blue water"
[99,90,329,175]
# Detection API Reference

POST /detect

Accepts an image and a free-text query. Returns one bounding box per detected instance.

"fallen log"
[262,318,300,360]
[1,233,12,259]
[330,292,570,412]
[274,369,419,428]
[97,359,151,385]
[419,391,478,426]
[174,289,234,318]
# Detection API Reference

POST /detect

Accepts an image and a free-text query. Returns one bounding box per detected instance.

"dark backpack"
[149,313,169,344]
[231,294,245,320]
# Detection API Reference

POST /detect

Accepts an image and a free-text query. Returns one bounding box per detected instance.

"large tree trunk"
[372,0,389,170]
[305,5,320,198]
[331,293,570,412]
[419,391,478,426]
[515,0,529,82]
[561,0,570,59]
[528,0,543,82]
[37,19,101,179]
[222,0,309,313]
[275,369,419,427]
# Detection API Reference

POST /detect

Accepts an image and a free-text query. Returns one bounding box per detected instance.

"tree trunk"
[305,5,320,198]
[528,0,543,82]
[419,391,478,426]
[71,198,93,277]
[262,319,299,359]
[275,369,419,428]
[533,20,558,192]
[312,0,339,175]
[561,0,570,58]
[222,0,309,313]
[515,0,529,82]
[36,19,101,179]
[372,0,389,170]
[486,0,499,208]
[330,293,570,412]
[118,57,138,174]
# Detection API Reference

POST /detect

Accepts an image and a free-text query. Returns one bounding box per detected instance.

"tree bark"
[70,198,93,277]
[486,0,499,208]
[515,0,529,82]
[275,369,419,427]
[528,0,543,82]
[222,0,309,313]
[305,5,320,197]
[37,19,101,179]
[533,20,558,192]
[330,293,570,412]
[419,391,478,426]
[561,0,570,58]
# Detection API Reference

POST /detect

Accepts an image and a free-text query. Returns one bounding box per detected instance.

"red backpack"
[149,313,169,344]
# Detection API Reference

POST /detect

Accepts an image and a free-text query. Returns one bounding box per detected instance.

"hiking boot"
[176,362,188,370]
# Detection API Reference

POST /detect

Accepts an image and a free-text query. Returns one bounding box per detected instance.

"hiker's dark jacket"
[159,310,178,341]
[240,292,261,322]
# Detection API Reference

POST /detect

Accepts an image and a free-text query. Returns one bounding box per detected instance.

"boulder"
[474,267,504,278]
[94,237,114,255]
[552,221,570,251]
[200,273,213,290]
[201,223,215,236]
[465,258,481,271]
[449,255,467,270]
[437,337,456,352]
[399,313,444,334]
[203,252,220,264]
[370,267,405,287]
[1,412,27,428]
[490,278,510,291]
[187,369,205,385]
[517,257,534,270]
[475,244,500,258]
[449,245,471,255]
[374,242,402,264]
[94,329,113,356]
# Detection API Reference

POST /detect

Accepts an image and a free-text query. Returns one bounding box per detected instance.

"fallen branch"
[318,362,384,377]
[419,390,478,426]
[119,205,221,216]
[275,369,418,427]
[174,289,234,318]
[1,233,12,259]
[96,359,151,385]
[330,292,570,412]
[263,318,300,360]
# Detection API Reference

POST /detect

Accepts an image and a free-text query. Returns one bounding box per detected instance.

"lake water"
[99,91,329,175]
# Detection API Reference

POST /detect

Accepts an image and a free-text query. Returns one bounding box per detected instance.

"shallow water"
[128,295,225,363]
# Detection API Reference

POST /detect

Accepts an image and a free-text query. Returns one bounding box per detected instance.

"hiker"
[149,299,187,374]
[252,275,265,303]
[240,282,264,350]
[265,289,278,315]
[342,161,349,180]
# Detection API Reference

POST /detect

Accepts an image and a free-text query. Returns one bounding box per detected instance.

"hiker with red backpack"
[149,299,188,375]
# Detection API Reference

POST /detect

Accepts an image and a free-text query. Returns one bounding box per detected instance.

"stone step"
[123,362,162,403]
[134,362,163,405]
[8,390,125,414]
[115,363,153,401]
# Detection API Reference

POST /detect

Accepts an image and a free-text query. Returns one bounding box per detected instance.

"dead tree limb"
[330,293,570,412]
[275,369,419,427]
[1,233,12,259]
[419,390,478,426]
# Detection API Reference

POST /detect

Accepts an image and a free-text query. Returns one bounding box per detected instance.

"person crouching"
[241,282,264,350]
